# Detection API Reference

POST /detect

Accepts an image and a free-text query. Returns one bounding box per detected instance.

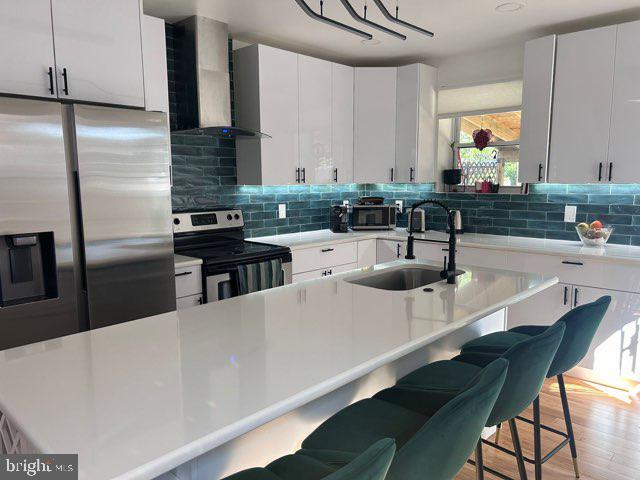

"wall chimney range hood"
[173,16,269,139]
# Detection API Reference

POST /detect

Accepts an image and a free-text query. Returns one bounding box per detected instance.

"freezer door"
[73,105,176,329]
[0,97,80,350]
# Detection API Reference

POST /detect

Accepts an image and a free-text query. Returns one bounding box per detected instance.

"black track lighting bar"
[293,0,373,40]
[371,0,434,37]
[338,0,406,40]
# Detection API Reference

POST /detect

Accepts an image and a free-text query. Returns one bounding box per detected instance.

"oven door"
[204,256,293,303]
[351,207,395,230]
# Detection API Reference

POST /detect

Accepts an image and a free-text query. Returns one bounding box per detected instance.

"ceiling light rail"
[371,0,434,37]
[338,0,407,40]
[293,0,373,40]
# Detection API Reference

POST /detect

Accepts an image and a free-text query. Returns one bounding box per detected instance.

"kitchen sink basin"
[346,266,465,291]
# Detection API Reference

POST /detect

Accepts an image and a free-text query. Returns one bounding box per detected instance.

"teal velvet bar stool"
[377,321,566,480]
[221,437,396,480]
[460,296,611,479]
[297,359,508,480]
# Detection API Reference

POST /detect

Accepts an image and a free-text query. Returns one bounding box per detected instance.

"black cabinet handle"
[562,261,584,266]
[321,248,334,253]
[563,285,569,305]
[334,168,338,183]
[61,68,69,95]
[295,168,300,183]
[410,167,415,182]
[327,269,332,275]
[197,297,203,305]
[390,168,394,182]
[598,162,603,182]
[175,271,192,277]
[301,168,306,183]
[538,163,543,181]
[47,67,55,95]
[609,162,613,182]
[396,243,401,258]
[573,288,579,307]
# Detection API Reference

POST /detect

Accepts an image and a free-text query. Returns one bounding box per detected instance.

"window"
[453,110,521,187]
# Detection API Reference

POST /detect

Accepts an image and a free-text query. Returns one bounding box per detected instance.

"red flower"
[472,129,493,151]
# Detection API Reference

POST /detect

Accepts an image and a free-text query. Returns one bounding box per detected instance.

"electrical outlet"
[342,200,350,206]
[564,205,577,223]
[278,204,287,219]
[395,200,403,213]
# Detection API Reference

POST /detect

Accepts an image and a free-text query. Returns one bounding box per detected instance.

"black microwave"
[351,205,397,230]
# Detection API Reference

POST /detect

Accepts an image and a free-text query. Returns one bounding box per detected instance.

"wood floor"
[456,376,640,480]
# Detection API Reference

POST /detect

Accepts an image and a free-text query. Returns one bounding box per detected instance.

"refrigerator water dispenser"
[0,233,58,307]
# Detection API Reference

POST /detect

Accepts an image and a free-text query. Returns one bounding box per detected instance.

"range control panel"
[172,209,244,234]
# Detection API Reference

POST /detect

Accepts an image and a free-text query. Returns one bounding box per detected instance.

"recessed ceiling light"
[361,38,382,46]
[495,2,525,12]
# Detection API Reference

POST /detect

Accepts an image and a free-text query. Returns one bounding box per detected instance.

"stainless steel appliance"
[330,205,349,233]
[351,205,397,230]
[409,208,426,233]
[173,209,292,303]
[0,97,176,350]
[446,210,464,234]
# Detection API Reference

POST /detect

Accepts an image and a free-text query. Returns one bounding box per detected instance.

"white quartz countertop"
[253,229,640,265]
[174,254,203,269]
[0,260,556,480]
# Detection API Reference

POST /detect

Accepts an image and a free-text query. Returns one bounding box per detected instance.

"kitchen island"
[0,260,556,480]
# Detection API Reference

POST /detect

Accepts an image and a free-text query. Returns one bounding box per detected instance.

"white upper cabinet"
[50,0,145,108]
[395,64,437,184]
[332,63,354,184]
[235,45,300,185]
[608,20,640,183]
[548,26,617,184]
[298,55,332,185]
[354,67,397,183]
[142,15,169,113]
[0,0,57,98]
[519,35,556,184]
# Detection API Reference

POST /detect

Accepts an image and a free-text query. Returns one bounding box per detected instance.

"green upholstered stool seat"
[461,296,611,378]
[298,359,508,480]
[221,438,396,480]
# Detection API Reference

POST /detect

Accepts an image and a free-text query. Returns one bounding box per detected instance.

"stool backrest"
[387,359,508,480]
[548,295,611,377]
[325,438,396,480]
[487,321,565,425]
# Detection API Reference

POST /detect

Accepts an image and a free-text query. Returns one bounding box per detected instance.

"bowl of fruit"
[575,221,613,247]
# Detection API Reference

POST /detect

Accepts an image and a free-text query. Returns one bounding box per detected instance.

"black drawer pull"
[563,286,569,305]
[334,168,338,183]
[538,163,543,181]
[574,288,579,307]
[598,162,603,182]
[321,248,334,253]
[609,162,613,182]
[175,271,193,277]
[562,261,584,266]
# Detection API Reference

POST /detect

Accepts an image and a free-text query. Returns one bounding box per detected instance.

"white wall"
[436,43,525,89]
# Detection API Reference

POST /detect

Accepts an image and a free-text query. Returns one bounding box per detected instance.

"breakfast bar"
[0,260,556,480]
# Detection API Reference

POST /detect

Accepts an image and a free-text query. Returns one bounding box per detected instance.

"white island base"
[170,309,504,480]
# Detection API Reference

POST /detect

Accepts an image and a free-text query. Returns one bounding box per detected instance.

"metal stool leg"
[558,374,580,478]
[476,440,485,480]
[533,397,542,480]
[508,418,528,480]
[495,422,502,444]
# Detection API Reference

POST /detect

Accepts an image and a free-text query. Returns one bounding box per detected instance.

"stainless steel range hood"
[173,16,269,139]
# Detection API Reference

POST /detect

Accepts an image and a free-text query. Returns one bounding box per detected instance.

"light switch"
[395,200,403,213]
[278,204,287,219]
[564,205,577,223]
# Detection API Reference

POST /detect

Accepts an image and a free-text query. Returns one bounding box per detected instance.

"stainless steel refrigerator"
[0,97,176,350]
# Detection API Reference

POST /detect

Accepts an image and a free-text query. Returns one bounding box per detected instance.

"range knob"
[234,214,240,220]
[226,214,233,221]
[173,218,180,225]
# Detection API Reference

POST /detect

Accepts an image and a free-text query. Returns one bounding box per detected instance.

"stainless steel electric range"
[173,209,292,303]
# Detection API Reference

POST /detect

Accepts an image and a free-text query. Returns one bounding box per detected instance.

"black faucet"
[405,200,457,284]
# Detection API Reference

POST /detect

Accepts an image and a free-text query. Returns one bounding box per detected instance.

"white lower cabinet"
[507,283,572,330]
[357,239,377,268]
[292,262,358,284]
[175,264,203,311]
[377,240,406,263]
[176,294,203,310]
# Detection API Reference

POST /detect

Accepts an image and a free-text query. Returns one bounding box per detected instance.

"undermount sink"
[346,266,465,291]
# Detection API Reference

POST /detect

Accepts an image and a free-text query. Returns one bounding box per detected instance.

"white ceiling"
[143,0,640,66]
